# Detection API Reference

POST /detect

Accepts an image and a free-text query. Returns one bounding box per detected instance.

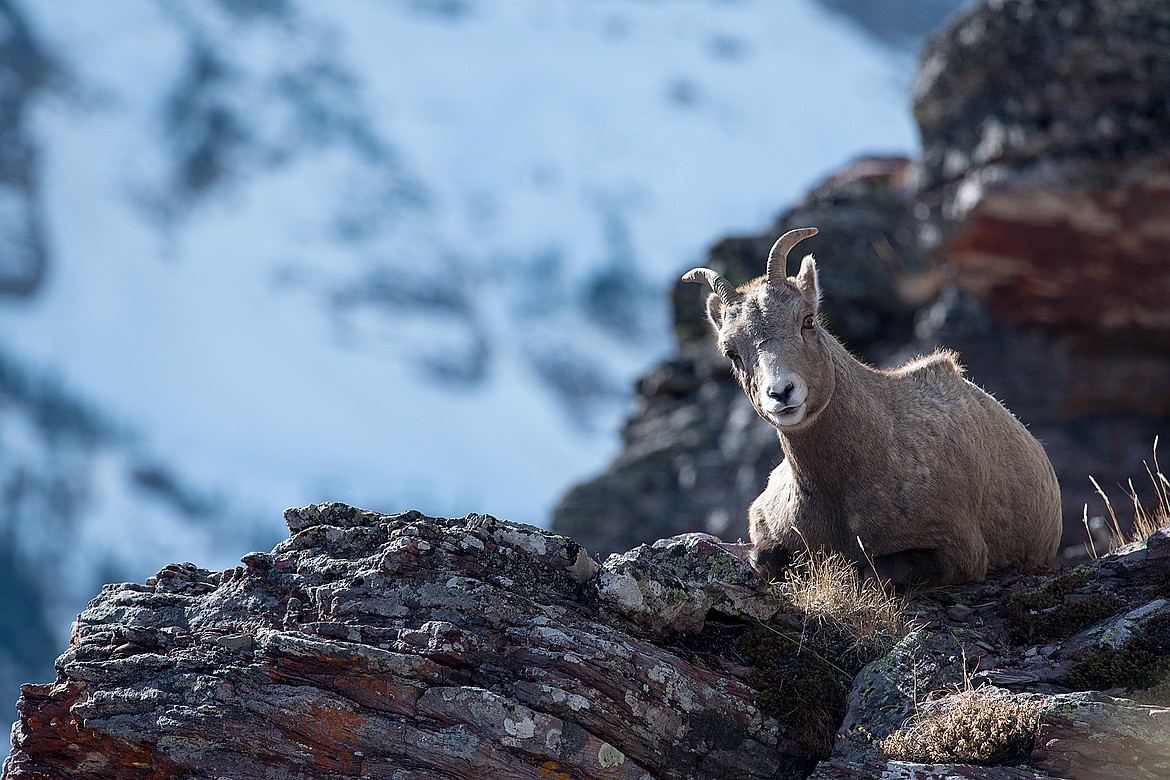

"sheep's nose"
[768,382,795,405]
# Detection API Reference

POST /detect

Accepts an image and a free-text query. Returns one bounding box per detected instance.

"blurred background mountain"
[0,0,972,746]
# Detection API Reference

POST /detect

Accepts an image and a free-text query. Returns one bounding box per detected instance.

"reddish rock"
[910,0,1170,539]
[945,156,1170,334]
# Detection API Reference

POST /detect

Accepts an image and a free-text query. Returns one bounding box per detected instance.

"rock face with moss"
[2,504,832,779]
[813,525,1170,778]
[5,503,1170,779]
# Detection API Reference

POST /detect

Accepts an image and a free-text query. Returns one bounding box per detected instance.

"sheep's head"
[683,227,834,432]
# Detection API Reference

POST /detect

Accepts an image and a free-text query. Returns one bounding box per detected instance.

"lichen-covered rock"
[808,523,1170,779]
[813,690,1170,780]
[593,535,778,633]
[1031,693,1170,778]
[829,629,966,764]
[3,503,820,780]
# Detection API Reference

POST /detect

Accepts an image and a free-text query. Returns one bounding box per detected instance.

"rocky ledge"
[4,504,1169,779]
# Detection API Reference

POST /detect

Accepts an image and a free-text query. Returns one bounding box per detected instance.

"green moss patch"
[1002,568,1123,645]
[670,621,849,760]
[1059,609,1170,692]
[740,626,848,759]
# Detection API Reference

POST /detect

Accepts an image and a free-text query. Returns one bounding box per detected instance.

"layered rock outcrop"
[4,504,821,779]
[5,504,1170,779]
[912,0,1170,532]
[554,0,1170,556]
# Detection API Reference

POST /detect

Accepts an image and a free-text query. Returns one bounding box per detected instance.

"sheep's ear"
[794,254,820,311]
[705,292,725,332]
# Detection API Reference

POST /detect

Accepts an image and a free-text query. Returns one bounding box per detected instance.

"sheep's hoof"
[749,542,791,582]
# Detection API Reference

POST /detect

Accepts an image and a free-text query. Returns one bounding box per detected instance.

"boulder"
[3,504,824,780]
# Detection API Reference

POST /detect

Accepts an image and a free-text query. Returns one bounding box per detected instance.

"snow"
[0,0,917,592]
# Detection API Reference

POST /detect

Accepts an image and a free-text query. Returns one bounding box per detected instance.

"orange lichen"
[538,760,573,780]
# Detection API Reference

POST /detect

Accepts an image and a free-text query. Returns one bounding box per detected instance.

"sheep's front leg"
[749,540,792,582]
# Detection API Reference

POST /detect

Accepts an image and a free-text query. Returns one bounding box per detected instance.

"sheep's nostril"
[768,382,795,405]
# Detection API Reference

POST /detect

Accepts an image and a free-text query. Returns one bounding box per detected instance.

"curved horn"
[681,268,739,304]
[766,227,819,285]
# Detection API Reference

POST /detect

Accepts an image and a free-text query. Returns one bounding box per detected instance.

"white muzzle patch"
[761,373,808,427]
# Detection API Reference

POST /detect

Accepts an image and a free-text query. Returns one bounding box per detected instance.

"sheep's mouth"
[768,402,807,427]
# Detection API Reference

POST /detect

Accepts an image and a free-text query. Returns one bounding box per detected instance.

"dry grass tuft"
[878,688,1044,765]
[1084,437,1170,558]
[773,548,907,666]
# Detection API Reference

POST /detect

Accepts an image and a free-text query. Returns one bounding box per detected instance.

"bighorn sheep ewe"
[683,227,1061,586]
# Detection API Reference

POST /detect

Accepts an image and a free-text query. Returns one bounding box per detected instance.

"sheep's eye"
[802,314,815,330]
[724,349,742,370]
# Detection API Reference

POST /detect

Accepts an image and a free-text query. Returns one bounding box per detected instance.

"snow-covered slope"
[0,0,944,742]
